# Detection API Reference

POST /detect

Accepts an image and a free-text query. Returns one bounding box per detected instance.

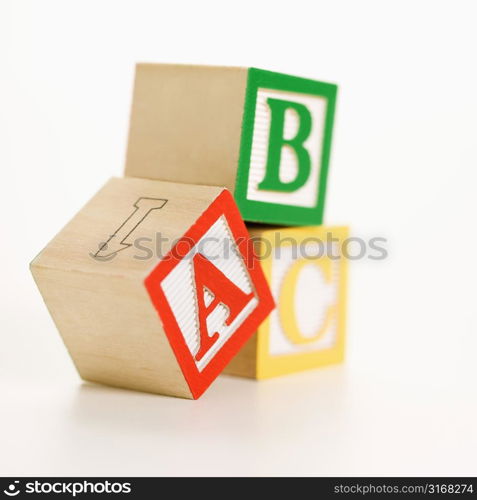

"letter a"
[193,253,254,361]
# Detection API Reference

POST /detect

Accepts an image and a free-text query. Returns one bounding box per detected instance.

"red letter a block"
[145,190,274,398]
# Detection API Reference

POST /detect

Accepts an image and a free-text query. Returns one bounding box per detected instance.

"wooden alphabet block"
[125,64,337,226]
[224,226,347,379]
[31,177,274,398]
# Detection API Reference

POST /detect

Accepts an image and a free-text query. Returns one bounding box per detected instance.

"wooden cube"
[225,226,347,379]
[30,177,274,398]
[125,64,337,226]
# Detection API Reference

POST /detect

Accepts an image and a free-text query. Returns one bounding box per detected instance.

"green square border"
[234,67,338,226]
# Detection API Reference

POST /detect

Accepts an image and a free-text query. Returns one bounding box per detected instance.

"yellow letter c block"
[224,225,348,380]
[256,226,348,379]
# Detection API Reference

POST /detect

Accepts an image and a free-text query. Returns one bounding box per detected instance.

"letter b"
[258,98,313,193]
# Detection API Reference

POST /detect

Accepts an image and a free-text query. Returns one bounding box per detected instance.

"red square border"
[144,189,275,399]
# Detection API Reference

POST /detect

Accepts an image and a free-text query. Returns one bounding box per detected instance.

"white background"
[1,0,476,477]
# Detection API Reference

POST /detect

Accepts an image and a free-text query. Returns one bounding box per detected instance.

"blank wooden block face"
[125,64,337,226]
[224,226,347,379]
[31,177,274,398]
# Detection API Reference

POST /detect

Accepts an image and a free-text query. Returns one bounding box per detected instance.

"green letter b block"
[235,68,337,226]
[125,64,337,226]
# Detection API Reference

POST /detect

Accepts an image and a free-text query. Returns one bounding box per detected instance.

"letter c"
[279,258,335,345]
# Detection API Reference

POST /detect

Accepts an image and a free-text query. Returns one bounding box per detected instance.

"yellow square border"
[255,226,348,379]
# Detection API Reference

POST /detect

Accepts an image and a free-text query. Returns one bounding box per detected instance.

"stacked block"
[31,63,347,398]
[225,226,347,379]
[31,178,273,398]
[125,64,337,226]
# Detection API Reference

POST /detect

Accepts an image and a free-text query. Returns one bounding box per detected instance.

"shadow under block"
[125,64,337,226]
[224,226,348,379]
[30,177,274,399]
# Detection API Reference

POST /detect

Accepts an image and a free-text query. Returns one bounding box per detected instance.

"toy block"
[224,226,347,379]
[30,177,274,399]
[125,64,337,226]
